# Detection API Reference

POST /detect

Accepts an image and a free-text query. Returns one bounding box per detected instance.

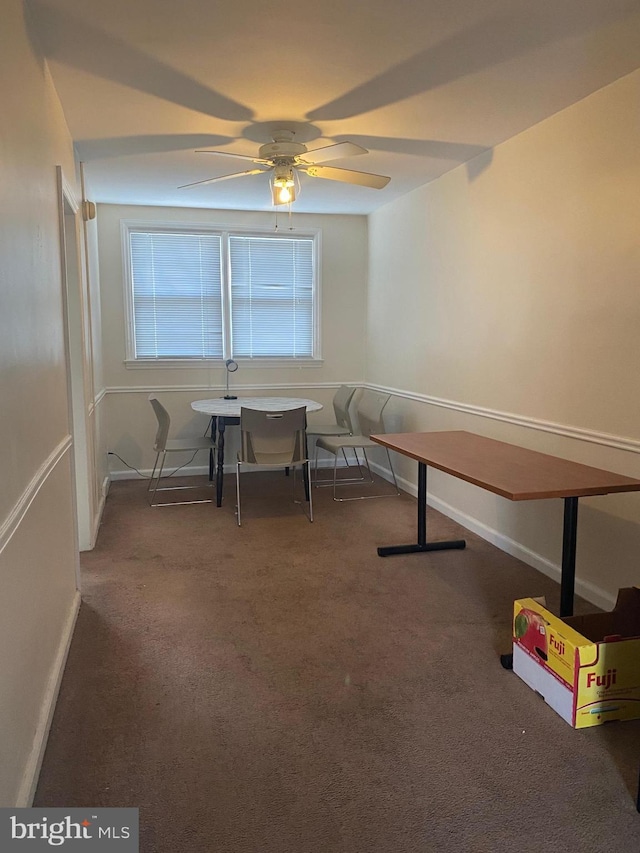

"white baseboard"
[16,590,81,807]
[90,477,110,547]
[108,457,348,481]
[109,468,148,481]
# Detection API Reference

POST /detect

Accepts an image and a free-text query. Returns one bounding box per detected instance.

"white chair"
[307,385,357,480]
[148,395,216,506]
[314,390,400,501]
[236,406,313,526]
[306,385,360,485]
[307,385,356,439]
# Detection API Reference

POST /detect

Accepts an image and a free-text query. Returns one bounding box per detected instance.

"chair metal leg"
[342,448,369,482]
[236,463,311,525]
[148,452,166,506]
[349,448,368,481]
[361,448,376,484]
[292,464,314,522]
[236,462,242,526]
[385,447,400,495]
[329,449,366,499]
[332,454,339,500]
[149,450,215,507]
[147,452,160,494]
[307,460,314,522]
[330,446,400,502]
[314,446,369,489]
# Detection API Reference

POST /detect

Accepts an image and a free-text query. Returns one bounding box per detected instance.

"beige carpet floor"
[35,474,640,852]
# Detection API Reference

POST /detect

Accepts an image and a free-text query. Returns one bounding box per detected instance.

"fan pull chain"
[273,206,295,231]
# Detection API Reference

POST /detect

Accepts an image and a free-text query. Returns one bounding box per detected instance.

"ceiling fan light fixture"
[272,165,296,205]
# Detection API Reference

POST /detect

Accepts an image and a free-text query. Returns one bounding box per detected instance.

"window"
[129,231,223,359]
[123,222,320,364]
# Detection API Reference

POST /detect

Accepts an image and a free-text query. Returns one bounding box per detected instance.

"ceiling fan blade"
[178,168,268,189]
[332,134,490,162]
[300,164,390,189]
[298,141,368,165]
[195,149,271,165]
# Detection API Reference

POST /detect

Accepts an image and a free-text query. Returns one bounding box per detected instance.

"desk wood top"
[370,430,640,501]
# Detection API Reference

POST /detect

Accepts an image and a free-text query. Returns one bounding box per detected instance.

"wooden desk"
[191,397,323,506]
[370,430,640,618]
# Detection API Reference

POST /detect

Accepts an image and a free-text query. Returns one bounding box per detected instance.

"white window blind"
[130,231,223,358]
[229,236,314,358]
[126,225,318,362]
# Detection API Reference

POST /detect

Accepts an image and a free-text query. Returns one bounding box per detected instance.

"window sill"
[124,358,324,370]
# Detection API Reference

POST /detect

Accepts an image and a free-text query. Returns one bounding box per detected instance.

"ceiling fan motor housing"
[258,140,308,161]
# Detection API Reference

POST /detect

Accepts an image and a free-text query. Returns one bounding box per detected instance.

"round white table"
[191,397,323,506]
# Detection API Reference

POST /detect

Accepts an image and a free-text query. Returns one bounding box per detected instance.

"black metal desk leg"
[560,496,579,617]
[417,461,427,547]
[377,462,466,557]
[501,495,581,670]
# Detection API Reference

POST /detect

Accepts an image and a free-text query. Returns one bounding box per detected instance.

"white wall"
[367,69,640,608]
[96,204,368,475]
[0,1,83,804]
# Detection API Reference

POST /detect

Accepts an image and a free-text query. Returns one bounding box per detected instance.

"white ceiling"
[28,0,640,214]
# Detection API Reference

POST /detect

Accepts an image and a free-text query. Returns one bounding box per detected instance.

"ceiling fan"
[178,130,390,204]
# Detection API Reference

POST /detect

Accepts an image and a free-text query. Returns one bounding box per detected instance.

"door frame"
[56,167,94,566]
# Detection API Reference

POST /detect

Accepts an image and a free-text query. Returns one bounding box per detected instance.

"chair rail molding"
[104,381,639,454]
[365,383,640,455]
[0,436,73,555]
[105,381,364,395]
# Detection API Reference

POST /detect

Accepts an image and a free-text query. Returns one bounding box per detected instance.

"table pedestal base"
[378,540,466,557]
[377,462,466,558]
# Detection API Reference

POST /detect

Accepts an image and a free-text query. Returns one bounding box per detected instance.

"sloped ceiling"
[27,0,640,213]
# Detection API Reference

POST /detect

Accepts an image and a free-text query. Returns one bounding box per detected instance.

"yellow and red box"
[512,588,640,728]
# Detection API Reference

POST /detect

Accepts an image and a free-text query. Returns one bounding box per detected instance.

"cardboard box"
[512,588,640,728]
